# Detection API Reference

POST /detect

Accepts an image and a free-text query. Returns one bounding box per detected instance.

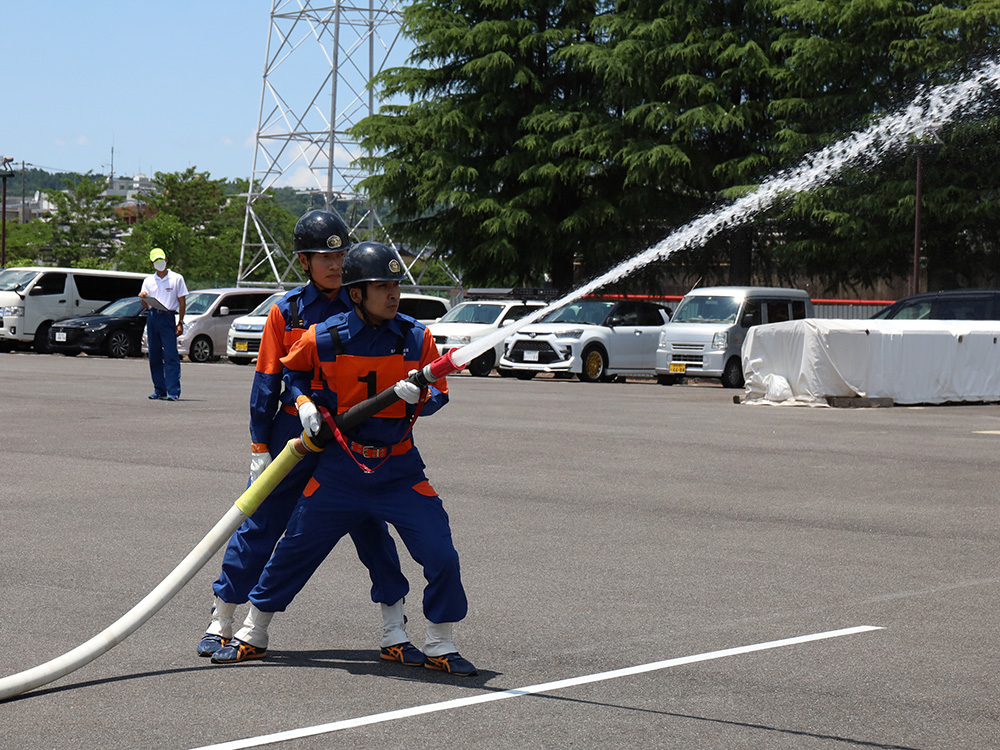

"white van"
[0,266,147,352]
[655,286,813,388]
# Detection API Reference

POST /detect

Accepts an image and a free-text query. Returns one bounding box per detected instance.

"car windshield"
[438,302,505,325]
[0,269,39,292]
[671,295,741,324]
[250,292,284,317]
[185,292,220,316]
[542,301,615,325]
[97,297,145,316]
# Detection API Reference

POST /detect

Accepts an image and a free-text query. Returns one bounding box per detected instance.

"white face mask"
[153,260,167,272]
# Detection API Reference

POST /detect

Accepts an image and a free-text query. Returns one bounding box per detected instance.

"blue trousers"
[248,449,468,624]
[213,409,409,607]
[146,311,181,398]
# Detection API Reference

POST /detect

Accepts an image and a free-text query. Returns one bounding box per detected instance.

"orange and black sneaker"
[380,642,426,666]
[210,639,266,664]
[424,652,477,676]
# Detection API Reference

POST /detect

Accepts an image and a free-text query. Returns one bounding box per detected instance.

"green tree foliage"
[2,219,54,267]
[355,0,617,291]
[45,173,121,268]
[356,0,999,295]
[119,169,297,287]
[765,0,1000,293]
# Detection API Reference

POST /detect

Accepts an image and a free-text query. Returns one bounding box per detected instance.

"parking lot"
[2,352,999,749]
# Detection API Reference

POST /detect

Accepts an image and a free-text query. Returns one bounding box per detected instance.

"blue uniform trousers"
[248,449,468,624]
[146,310,181,398]
[213,409,409,606]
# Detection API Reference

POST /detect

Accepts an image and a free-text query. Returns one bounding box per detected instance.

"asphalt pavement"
[1,352,999,749]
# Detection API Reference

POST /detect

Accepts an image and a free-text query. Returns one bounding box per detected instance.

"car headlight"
[446,334,472,346]
[234,323,264,332]
[555,329,584,340]
[2,305,24,317]
[711,331,729,350]
[85,322,109,331]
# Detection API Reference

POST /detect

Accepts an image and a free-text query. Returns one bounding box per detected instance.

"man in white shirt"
[139,248,188,401]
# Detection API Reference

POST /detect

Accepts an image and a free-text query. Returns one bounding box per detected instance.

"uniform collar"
[302,283,351,310]
[346,306,404,336]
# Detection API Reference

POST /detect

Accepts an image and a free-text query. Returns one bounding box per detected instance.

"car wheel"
[189,335,213,363]
[497,367,515,378]
[34,322,52,353]
[721,356,745,388]
[467,350,495,377]
[578,345,608,383]
[656,374,680,386]
[106,329,133,358]
[229,357,253,365]
[514,371,536,380]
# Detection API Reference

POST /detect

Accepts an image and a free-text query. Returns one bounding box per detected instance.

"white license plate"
[524,350,539,362]
[55,332,67,342]
[669,362,686,373]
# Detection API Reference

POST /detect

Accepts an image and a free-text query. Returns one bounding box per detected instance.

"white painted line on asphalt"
[973,430,1000,435]
[189,625,883,750]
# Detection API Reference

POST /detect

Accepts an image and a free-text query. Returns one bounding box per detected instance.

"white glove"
[249,451,272,484]
[394,378,421,404]
[298,401,322,437]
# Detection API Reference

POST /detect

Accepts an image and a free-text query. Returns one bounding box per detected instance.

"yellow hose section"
[235,439,307,516]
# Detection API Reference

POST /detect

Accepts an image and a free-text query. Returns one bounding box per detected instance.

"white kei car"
[428,299,548,376]
[498,298,671,382]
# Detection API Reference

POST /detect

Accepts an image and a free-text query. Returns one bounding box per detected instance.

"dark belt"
[150,309,176,314]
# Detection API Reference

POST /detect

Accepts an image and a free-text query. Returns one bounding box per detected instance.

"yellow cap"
[149,248,167,263]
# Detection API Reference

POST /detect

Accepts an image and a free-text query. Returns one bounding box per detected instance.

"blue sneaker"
[148,393,163,400]
[211,639,266,664]
[197,634,227,657]
[424,652,477,676]
[164,395,179,401]
[380,642,426,666]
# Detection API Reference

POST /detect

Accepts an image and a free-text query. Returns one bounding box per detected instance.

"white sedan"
[499,299,671,382]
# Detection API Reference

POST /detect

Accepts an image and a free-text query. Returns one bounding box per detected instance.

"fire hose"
[0,352,460,702]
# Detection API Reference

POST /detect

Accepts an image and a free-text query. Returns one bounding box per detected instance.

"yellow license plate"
[669,362,686,373]
[235,341,248,352]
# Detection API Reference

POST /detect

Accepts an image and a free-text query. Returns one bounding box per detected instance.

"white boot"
[424,621,458,657]
[233,605,274,648]
[205,596,238,640]
[381,598,409,647]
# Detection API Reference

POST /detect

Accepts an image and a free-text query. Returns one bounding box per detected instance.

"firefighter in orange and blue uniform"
[211,241,476,676]
[198,211,412,663]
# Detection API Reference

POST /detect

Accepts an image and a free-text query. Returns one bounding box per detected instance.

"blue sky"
[3,2,409,186]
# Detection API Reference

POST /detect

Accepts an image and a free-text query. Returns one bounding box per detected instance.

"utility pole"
[1,156,15,268]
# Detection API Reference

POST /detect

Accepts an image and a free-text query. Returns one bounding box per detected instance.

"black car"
[872,289,1000,321]
[48,296,148,358]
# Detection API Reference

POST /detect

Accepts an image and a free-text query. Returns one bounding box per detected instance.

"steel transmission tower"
[238,0,458,289]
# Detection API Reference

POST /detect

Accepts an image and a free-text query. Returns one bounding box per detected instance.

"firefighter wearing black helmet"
[221,241,478,676]
[202,213,414,667]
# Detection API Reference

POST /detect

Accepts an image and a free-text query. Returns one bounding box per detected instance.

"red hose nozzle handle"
[414,350,459,386]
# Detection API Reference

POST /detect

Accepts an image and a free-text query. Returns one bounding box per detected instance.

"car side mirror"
[607,316,623,327]
[219,306,230,316]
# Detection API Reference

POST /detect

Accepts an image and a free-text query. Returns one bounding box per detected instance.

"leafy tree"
[763,0,1000,294]
[45,173,122,268]
[355,0,616,292]
[2,219,54,266]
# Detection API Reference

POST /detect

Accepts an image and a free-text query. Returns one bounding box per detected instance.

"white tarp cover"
[742,319,1000,405]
